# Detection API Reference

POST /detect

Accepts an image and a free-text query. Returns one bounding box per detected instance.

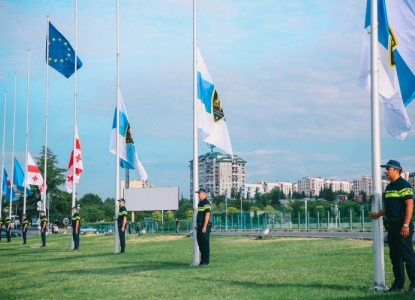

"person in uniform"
[72,207,80,250]
[195,188,211,265]
[40,210,47,247]
[5,216,12,242]
[22,214,29,244]
[113,198,127,253]
[369,160,415,293]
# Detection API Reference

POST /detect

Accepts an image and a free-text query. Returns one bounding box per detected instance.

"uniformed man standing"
[22,214,29,244]
[5,216,12,242]
[114,198,127,253]
[369,160,415,293]
[195,188,211,266]
[40,210,47,247]
[72,207,80,250]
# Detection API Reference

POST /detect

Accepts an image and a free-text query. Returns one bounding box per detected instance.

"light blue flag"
[2,168,16,201]
[109,90,147,181]
[359,0,415,140]
[14,158,31,196]
[197,47,233,156]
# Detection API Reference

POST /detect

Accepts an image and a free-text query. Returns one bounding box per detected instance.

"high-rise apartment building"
[352,176,372,195]
[324,180,352,193]
[297,177,325,196]
[189,152,247,199]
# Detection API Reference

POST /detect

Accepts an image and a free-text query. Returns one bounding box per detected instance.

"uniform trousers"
[118,226,125,252]
[388,220,415,289]
[197,225,211,264]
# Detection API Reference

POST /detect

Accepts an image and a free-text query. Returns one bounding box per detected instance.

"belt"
[387,215,404,222]
[197,223,203,226]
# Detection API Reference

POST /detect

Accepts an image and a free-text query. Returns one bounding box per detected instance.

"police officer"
[0,217,2,242]
[40,210,47,247]
[369,160,415,293]
[22,214,29,244]
[195,188,211,266]
[113,198,127,253]
[72,206,80,250]
[5,216,12,242]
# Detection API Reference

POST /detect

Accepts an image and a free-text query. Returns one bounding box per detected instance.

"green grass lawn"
[0,234,413,300]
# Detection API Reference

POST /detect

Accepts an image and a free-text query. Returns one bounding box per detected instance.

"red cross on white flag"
[26,151,46,193]
[66,124,84,193]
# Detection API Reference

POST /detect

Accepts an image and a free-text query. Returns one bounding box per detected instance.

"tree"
[79,193,102,206]
[249,206,261,212]
[164,210,174,221]
[185,210,193,220]
[227,207,238,213]
[152,211,162,221]
[348,191,355,201]
[264,205,275,211]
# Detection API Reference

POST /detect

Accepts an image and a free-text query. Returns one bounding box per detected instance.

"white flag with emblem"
[66,125,84,192]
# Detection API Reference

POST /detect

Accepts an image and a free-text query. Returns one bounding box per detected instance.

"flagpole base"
[189,262,200,267]
[369,282,388,292]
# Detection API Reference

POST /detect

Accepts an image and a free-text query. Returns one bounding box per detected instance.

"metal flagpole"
[23,50,30,215]
[191,0,199,266]
[0,91,6,216]
[71,0,78,250]
[369,0,387,291]
[9,73,17,218]
[114,0,120,253]
[44,16,50,213]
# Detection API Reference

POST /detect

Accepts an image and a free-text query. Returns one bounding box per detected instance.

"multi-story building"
[297,177,325,196]
[245,183,265,199]
[324,180,352,193]
[121,179,156,197]
[189,152,247,199]
[292,183,298,193]
[409,172,415,190]
[352,176,372,195]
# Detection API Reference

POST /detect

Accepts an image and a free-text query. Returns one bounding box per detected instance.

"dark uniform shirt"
[22,219,29,229]
[197,199,211,224]
[384,177,414,219]
[118,206,127,226]
[40,215,47,228]
[5,219,11,231]
[72,212,80,228]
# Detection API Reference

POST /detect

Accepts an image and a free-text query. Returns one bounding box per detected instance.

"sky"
[0,0,414,201]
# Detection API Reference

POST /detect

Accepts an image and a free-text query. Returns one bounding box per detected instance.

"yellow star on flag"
[64,42,67,45]
[49,57,52,61]
[58,38,62,41]
[54,59,57,62]
[52,38,55,41]
[60,59,64,62]
[68,48,71,51]
[68,53,71,57]
[65,58,68,60]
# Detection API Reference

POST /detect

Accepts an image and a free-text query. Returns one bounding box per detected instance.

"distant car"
[1,228,22,238]
[79,226,98,234]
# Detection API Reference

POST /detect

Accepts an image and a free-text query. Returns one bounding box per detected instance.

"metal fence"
[83,210,415,234]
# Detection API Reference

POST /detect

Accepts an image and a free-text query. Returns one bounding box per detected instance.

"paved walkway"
[211,230,415,242]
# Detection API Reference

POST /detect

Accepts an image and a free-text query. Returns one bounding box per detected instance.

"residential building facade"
[297,177,325,196]
[189,152,247,199]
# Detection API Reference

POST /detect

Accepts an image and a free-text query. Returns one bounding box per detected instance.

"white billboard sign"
[124,186,179,211]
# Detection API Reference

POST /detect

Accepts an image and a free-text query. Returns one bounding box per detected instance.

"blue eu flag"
[46,22,82,78]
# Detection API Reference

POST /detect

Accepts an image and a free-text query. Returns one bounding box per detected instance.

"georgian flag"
[66,125,83,192]
[26,152,46,193]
